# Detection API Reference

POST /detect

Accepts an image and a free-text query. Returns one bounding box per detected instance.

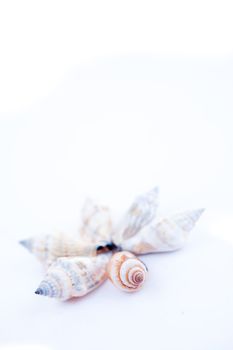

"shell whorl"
[35,254,110,300]
[107,251,147,292]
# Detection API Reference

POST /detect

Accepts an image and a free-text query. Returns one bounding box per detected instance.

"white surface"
[1,0,233,114]
[0,57,233,350]
[0,1,233,349]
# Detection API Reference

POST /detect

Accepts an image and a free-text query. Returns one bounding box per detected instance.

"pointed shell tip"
[19,239,31,250]
[197,208,205,216]
[35,288,43,295]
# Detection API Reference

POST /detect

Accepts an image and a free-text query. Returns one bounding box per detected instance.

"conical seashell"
[113,187,159,244]
[20,233,101,267]
[35,254,110,300]
[80,199,112,243]
[119,209,205,254]
[107,251,147,292]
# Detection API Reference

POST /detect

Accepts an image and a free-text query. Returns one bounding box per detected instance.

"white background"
[0,1,233,350]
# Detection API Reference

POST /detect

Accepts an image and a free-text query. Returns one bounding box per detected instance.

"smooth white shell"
[120,209,205,254]
[113,187,159,244]
[107,251,147,292]
[35,254,110,300]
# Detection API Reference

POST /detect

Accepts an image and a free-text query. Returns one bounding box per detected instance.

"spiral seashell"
[113,187,159,244]
[35,254,110,300]
[19,233,102,267]
[120,209,205,254]
[107,251,147,292]
[80,198,112,243]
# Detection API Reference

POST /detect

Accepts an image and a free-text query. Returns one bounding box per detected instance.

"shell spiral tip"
[35,288,44,295]
[152,186,159,194]
[19,239,32,251]
[193,208,205,220]
[108,251,147,292]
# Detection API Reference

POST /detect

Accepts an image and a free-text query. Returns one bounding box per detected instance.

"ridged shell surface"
[120,209,204,254]
[107,251,147,292]
[81,199,112,243]
[20,233,98,267]
[35,254,110,300]
[113,187,159,244]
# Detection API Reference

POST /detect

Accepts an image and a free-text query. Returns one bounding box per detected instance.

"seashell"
[80,198,112,243]
[107,251,147,292]
[19,233,103,267]
[35,254,110,300]
[113,187,159,244]
[119,209,205,254]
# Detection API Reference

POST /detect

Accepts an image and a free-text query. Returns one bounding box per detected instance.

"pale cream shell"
[80,198,112,243]
[107,251,147,292]
[20,233,98,267]
[120,209,205,254]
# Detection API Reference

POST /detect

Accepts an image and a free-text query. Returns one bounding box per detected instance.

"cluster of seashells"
[20,187,204,301]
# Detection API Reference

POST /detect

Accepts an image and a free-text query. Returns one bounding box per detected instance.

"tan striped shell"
[107,251,147,292]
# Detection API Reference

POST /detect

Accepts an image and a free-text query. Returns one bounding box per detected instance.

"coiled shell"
[120,209,205,254]
[81,199,112,243]
[20,233,99,267]
[35,254,110,300]
[107,251,147,292]
[113,187,159,244]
